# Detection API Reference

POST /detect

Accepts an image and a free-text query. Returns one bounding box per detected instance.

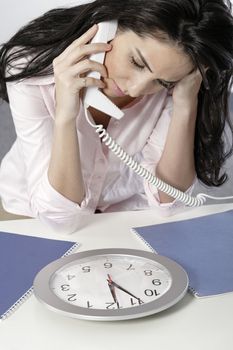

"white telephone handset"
[83,21,233,208]
[83,20,124,119]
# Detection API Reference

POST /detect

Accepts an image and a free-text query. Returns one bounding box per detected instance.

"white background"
[0,0,95,43]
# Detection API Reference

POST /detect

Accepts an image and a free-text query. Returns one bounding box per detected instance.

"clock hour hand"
[107,274,144,303]
[107,279,118,304]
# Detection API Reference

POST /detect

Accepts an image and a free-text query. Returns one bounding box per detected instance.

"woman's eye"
[130,56,145,70]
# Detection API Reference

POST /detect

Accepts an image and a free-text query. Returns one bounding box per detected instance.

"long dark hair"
[0,0,233,186]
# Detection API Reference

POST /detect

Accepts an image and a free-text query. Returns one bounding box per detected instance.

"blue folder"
[133,210,233,297]
[0,231,77,319]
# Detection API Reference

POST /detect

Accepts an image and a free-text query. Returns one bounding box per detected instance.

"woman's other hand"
[171,68,203,113]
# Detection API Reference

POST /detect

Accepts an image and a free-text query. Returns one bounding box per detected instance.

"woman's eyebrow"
[135,48,179,84]
[136,48,153,73]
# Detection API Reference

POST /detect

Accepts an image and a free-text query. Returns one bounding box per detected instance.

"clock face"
[33,249,188,321]
[51,254,171,309]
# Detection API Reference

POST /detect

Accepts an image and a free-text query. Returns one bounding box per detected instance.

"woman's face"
[102,29,195,99]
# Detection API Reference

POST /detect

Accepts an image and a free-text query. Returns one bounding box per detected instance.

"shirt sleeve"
[6,80,91,234]
[141,93,197,215]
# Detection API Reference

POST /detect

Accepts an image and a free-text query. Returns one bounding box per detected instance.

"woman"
[0,0,232,233]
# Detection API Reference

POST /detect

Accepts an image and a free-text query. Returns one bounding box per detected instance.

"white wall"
[0,0,95,44]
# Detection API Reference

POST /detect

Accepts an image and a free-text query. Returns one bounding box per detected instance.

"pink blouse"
[0,74,195,233]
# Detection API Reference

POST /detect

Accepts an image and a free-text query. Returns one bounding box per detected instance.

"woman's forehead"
[119,30,195,79]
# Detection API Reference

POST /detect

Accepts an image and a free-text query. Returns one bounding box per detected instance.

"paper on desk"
[0,231,78,319]
[132,209,233,298]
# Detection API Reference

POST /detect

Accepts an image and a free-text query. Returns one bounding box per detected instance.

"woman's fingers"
[62,43,112,66]
[57,24,98,60]
[54,58,108,88]
[74,76,106,92]
[73,58,108,78]
[52,24,112,118]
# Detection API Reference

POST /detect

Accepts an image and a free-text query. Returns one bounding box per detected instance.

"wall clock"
[33,248,188,321]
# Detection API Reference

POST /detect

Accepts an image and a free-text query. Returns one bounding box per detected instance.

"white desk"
[0,203,233,350]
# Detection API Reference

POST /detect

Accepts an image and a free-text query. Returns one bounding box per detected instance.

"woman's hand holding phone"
[48,25,111,204]
[52,24,111,121]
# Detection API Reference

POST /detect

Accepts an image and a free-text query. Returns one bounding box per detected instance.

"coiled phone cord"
[85,109,233,207]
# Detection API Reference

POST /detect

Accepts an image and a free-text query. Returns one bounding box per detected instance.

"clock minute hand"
[111,281,143,302]
[107,275,144,303]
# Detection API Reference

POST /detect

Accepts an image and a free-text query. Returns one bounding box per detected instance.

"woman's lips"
[112,80,126,97]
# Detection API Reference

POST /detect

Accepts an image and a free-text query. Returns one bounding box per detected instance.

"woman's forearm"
[47,25,109,205]
[48,117,85,204]
[156,104,197,203]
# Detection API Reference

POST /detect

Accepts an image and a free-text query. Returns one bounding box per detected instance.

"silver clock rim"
[33,248,189,321]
